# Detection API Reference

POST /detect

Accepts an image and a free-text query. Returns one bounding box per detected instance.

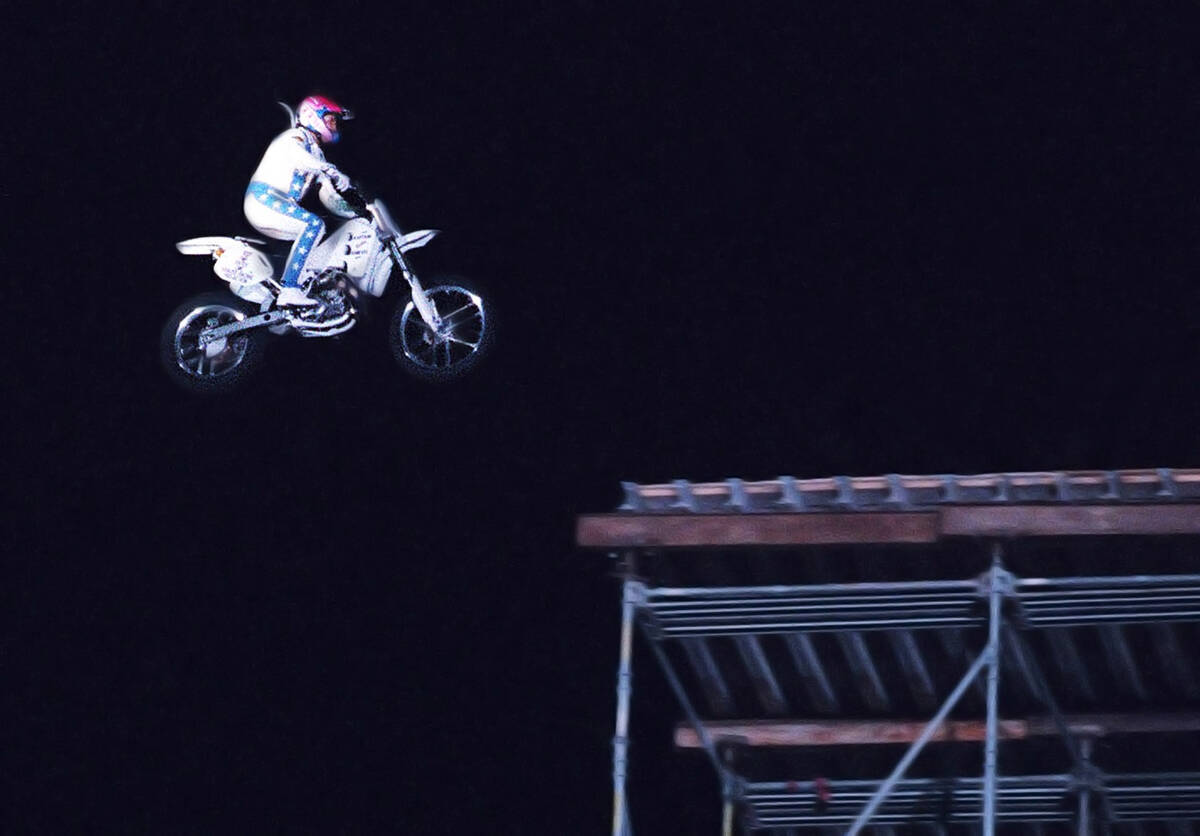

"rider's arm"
[318,179,360,218]
[280,132,344,181]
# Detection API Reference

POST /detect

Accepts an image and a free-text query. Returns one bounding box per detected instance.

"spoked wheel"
[160,291,265,393]
[389,279,489,379]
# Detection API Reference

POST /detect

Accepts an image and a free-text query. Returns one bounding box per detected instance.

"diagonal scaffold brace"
[846,546,1008,836]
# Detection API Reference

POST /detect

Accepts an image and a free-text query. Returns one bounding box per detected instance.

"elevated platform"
[581,470,1200,835]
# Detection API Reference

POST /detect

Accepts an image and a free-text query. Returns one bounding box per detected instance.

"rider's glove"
[340,188,369,215]
[324,166,351,192]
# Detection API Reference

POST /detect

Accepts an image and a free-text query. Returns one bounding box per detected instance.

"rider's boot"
[276,285,318,307]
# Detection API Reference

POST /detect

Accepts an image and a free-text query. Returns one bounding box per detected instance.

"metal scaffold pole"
[612,575,637,836]
[983,546,1006,836]
[1077,737,1094,836]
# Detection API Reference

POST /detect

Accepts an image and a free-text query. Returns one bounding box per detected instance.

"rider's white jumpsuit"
[243,128,341,288]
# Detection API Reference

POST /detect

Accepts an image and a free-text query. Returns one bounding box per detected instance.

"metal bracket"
[994,474,1011,503]
[977,565,1017,600]
[1158,468,1178,499]
[834,476,855,507]
[671,480,698,512]
[778,476,805,510]
[885,473,910,508]
[619,482,644,512]
[726,478,750,512]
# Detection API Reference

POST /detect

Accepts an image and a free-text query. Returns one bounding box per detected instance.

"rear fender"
[177,237,276,305]
[176,236,242,256]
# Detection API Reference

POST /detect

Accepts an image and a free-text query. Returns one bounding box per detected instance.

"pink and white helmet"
[297,94,354,144]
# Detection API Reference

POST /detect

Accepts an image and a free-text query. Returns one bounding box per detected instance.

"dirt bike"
[161,181,489,392]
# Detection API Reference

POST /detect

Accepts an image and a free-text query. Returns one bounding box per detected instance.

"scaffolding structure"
[577,469,1200,835]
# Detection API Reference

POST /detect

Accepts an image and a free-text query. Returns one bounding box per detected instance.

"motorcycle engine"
[295,270,355,323]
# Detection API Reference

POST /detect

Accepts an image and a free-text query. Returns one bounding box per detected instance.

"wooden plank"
[674,719,1029,747]
[674,713,1200,748]
[577,504,1200,548]
[940,505,1200,537]
[575,512,939,548]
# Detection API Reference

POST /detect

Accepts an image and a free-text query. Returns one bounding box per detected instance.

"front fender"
[397,228,439,252]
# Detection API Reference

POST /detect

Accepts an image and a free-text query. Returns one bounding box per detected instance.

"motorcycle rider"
[243,94,356,307]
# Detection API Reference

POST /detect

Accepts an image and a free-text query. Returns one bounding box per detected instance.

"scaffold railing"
[740,772,1200,828]
[636,573,1200,637]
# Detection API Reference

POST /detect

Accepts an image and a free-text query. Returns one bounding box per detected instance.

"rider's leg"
[280,210,326,289]
[243,188,325,306]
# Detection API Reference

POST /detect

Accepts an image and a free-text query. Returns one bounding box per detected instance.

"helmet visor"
[322,112,344,133]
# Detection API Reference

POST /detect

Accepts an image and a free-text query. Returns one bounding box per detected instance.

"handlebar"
[338,186,371,217]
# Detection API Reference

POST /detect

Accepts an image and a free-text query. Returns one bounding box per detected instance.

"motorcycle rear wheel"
[160,291,265,394]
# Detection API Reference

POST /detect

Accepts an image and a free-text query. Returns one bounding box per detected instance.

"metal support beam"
[1000,618,1044,704]
[1151,622,1200,701]
[1004,625,1084,767]
[1077,738,1094,836]
[983,557,1005,836]
[1096,625,1148,702]
[1044,628,1097,703]
[888,629,938,712]
[681,638,735,715]
[783,633,839,713]
[733,635,788,715]
[838,631,890,712]
[612,578,637,836]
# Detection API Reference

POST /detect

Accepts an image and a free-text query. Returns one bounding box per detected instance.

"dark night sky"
[12,2,1200,832]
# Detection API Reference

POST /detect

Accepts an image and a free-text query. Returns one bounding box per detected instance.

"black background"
[13,2,1200,832]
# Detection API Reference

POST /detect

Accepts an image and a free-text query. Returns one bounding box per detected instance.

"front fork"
[388,240,441,332]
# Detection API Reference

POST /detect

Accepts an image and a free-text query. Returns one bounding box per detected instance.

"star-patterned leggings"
[243,182,326,288]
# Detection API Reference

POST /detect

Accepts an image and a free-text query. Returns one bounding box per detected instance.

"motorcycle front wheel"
[160,291,265,394]
[389,277,490,380]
